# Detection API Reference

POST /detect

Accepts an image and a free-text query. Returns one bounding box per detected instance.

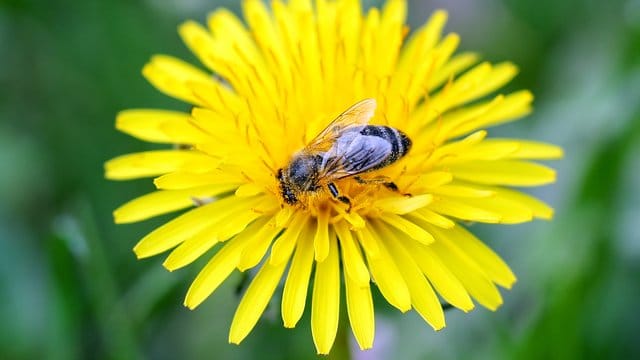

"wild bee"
[276,98,412,210]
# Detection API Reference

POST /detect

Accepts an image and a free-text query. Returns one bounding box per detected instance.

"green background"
[1,0,639,358]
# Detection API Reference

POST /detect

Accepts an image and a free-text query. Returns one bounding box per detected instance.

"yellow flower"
[106,0,562,354]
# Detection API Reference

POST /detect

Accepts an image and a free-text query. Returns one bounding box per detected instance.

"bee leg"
[354,176,411,197]
[354,176,374,184]
[354,175,393,186]
[381,182,412,197]
[337,196,352,212]
[383,182,399,191]
[328,182,352,212]
[380,181,410,196]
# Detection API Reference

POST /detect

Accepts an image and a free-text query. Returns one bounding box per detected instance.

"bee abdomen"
[359,125,411,167]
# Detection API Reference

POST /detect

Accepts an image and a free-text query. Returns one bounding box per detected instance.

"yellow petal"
[399,9,447,71]
[229,261,289,344]
[154,170,242,190]
[428,197,501,223]
[159,120,211,144]
[441,225,516,288]
[207,9,258,55]
[365,222,412,312]
[315,0,338,87]
[242,0,287,69]
[381,0,407,30]
[449,160,556,186]
[487,139,564,159]
[342,210,366,228]
[444,90,533,138]
[344,269,375,350]
[460,194,534,224]
[406,171,453,192]
[281,225,315,328]
[178,20,218,72]
[419,60,493,121]
[404,213,449,236]
[334,221,370,286]
[188,82,243,121]
[163,210,267,271]
[433,62,517,111]
[354,225,380,259]
[487,186,554,219]
[403,240,474,312]
[217,201,275,240]
[132,196,247,258]
[113,185,235,224]
[422,130,487,162]
[457,62,519,106]
[271,2,311,91]
[270,213,308,265]
[411,208,455,229]
[116,109,208,144]
[428,95,504,140]
[384,229,445,330]
[428,228,504,310]
[431,32,460,72]
[275,206,294,227]
[401,30,459,108]
[430,184,494,198]
[441,139,521,163]
[374,194,433,214]
[311,234,340,355]
[314,209,330,261]
[333,0,362,96]
[184,228,256,309]
[163,222,220,271]
[105,150,216,180]
[189,103,241,140]
[142,55,211,105]
[237,218,283,271]
[379,213,434,244]
[235,183,265,197]
[194,141,259,168]
[374,0,407,76]
[427,52,479,91]
[224,1,279,105]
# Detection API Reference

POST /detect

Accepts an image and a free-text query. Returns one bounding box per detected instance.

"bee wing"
[304,98,377,153]
[320,130,393,179]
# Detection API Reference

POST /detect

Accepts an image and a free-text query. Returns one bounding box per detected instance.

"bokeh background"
[1,0,639,358]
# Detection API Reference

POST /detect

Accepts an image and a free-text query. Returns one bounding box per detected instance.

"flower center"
[287,177,386,218]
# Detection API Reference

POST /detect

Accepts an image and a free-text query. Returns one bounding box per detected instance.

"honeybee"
[276,98,412,210]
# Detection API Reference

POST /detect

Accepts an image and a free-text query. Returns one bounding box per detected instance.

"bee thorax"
[286,155,322,191]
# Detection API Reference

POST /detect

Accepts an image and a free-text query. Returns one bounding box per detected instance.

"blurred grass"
[1,0,639,359]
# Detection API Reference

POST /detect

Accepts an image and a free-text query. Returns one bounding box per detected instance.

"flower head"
[106,0,562,354]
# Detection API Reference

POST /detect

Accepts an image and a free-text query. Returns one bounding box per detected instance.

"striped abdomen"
[358,125,412,170]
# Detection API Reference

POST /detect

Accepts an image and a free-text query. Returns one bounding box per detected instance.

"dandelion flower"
[106,0,562,354]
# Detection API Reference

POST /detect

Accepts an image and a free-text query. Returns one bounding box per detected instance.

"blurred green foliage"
[1,0,639,359]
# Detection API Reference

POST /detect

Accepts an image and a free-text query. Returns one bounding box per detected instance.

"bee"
[276,98,412,210]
